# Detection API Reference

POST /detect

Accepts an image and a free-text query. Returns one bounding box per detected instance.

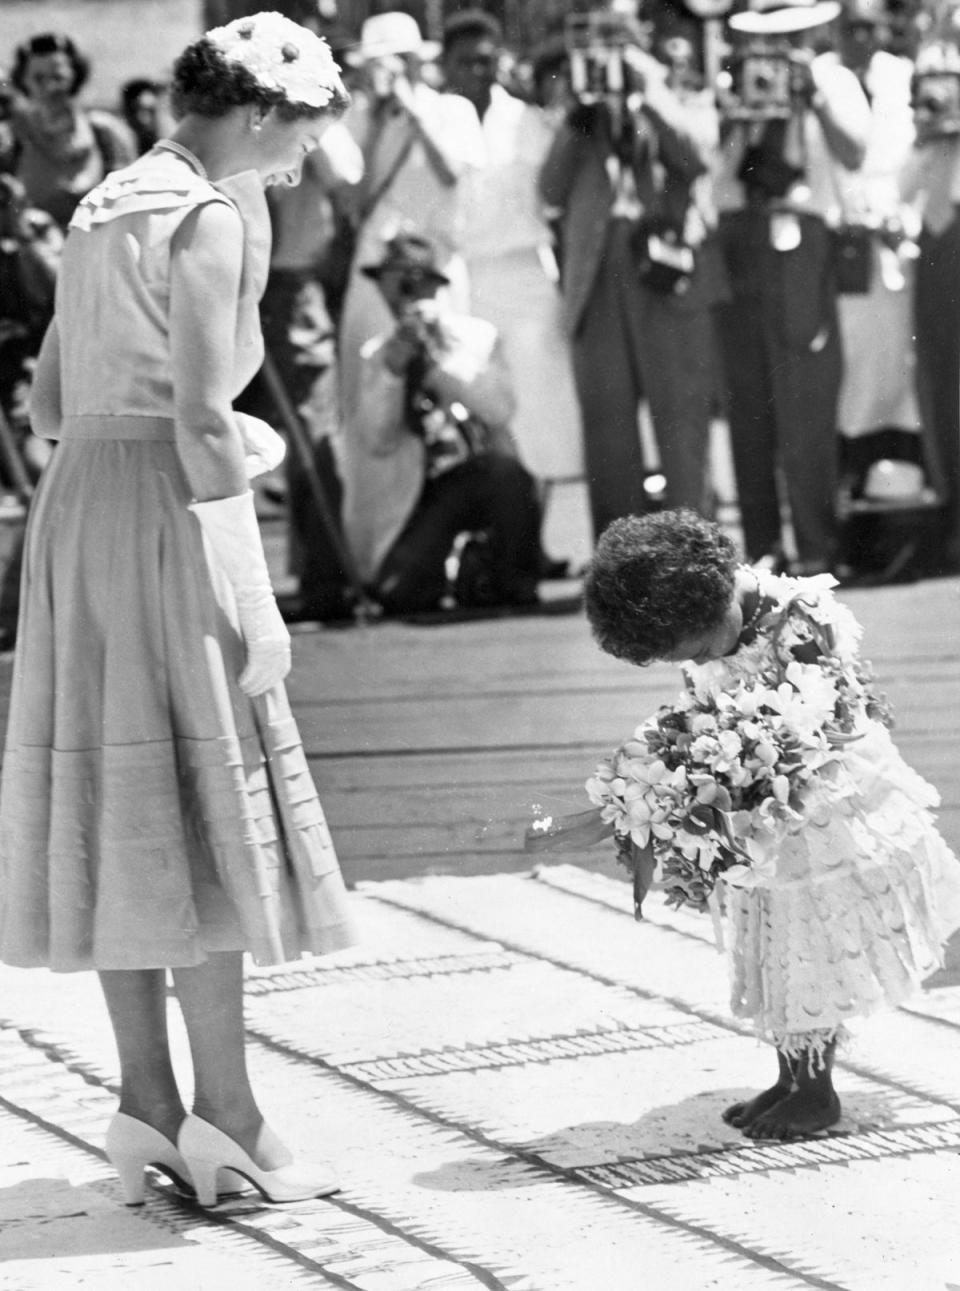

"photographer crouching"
[713,0,869,575]
[346,232,541,615]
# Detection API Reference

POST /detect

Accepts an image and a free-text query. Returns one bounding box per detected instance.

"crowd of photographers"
[1,1,959,626]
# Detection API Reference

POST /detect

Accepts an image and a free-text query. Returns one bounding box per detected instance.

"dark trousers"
[376,453,541,614]
[713,210,842,569]
[571,218,717,539]
[237,269,351,615]
[915,216,960,571]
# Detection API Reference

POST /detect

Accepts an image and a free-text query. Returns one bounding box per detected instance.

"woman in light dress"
[0,14,357,1207]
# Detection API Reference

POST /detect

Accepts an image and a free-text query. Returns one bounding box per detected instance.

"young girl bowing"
[578,509,960,1140]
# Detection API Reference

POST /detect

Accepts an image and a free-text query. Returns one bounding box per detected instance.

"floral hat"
[205,10,344,109]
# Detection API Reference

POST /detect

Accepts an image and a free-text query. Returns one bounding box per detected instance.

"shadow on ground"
[410,1079,928,1194]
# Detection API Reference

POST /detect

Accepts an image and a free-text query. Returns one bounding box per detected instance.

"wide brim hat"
[729,0,841,34]
[361,231,450,285]
[344,13,441,66]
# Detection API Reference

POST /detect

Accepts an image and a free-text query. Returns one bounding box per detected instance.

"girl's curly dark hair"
[583,509,738,666]
[170,39,349,121]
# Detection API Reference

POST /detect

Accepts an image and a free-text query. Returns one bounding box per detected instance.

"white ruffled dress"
[687,570,960,1057]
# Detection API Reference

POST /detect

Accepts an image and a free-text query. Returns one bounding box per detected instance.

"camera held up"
[911,42,960,143]
[717,36,816,121]
[564,10,647,105]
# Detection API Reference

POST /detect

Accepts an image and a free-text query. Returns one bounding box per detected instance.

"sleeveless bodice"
[56,147,270,428]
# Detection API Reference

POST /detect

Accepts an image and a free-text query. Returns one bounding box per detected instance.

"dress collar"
[153,139,209,181]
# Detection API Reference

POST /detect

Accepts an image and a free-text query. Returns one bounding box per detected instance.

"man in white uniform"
[441,9,584,492]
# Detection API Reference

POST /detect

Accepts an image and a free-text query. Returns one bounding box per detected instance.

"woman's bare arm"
[29,318,62,440]
[168,200,249,501]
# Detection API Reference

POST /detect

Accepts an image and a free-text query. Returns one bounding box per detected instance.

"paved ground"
[4,862,960,1290]
[1,491,959,1289]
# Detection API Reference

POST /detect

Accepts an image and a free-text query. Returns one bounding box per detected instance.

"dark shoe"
[789,559,834,577]
[498,583,540,608]
[537,553,571,580]
[281,588,357,624]
[453,535,498,608]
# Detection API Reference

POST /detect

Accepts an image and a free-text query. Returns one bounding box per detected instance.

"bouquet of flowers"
[527,594,891,915]
[584,658,847,912]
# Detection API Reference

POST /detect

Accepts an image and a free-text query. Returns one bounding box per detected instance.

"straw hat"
[729,0,841,35]
[361,232,450,286]
[345,13,440,66]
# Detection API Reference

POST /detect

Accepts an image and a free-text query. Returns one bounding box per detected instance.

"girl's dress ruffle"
[692,573,960,1050]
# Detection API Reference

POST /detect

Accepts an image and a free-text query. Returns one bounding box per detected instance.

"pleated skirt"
[0,419,357,971]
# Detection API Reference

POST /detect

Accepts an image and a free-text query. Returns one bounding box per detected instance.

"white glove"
[190,491,291,696]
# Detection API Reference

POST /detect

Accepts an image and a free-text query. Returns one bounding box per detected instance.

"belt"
[61,415,176,441]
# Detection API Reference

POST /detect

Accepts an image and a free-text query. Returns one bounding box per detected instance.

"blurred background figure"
[540,6,723,540]
[237,116,364,622]
[0,172,61,483]
[529,37,576,292]
[712,0,870,575]
[119,77,168,156]
[337,13,482,425]
[833,0,934,583]
[2,32,135,230]
[531,33,577,124]
[658,33,702,94]
[441,8,583,577]
[901,22,960,576]
[336,12,483,583]
[349,232,540,616]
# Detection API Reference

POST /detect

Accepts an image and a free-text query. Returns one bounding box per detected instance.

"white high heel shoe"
[104,1113,249,1206]
[177,1113,340,1206]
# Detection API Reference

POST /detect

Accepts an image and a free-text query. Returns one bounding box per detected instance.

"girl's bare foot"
[722,1082,791,1129]
[744,1087,841,1140]
[721,1048,794,1129]
[738,1038,840,1139]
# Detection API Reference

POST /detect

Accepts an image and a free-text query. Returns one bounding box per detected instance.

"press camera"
[912,44,960,142]
[564,11,644,102]
[395,298,445,353]
[717,36,811,121]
